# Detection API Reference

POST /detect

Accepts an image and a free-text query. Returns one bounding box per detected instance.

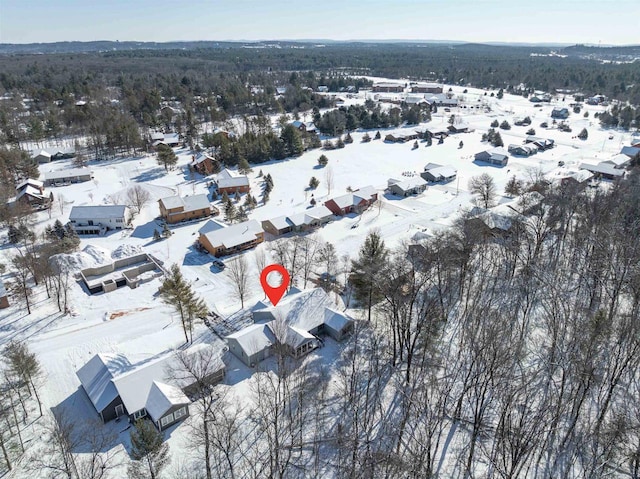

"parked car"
[212,260,225,270]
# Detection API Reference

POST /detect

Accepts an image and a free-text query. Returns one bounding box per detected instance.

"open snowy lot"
[0,80,636,477]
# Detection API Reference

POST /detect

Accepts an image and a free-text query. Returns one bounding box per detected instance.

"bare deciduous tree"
[126,185,151,215]
[226,255,249,308]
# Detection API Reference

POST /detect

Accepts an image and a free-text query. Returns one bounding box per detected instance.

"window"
[160,413,174,427]
[173,407,187,420]
[133,409,146,420]
[116,218,123,223]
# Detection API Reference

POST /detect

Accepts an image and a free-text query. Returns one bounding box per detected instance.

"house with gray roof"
[226,288,354,367]
[474,147,509,167]
[214,169,250,195]
[324,186,378,216]
[69,205,131,235]
[387,176,428,196]
[43,167,93,186]
[421,163,457,182]
[76,345,224,429]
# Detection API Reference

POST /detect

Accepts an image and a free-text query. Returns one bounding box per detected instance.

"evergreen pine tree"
[128,419,170,479]
[162,222,172,238]
[350,231,388,321]
[224,196,237,223]
[153,229,162,241]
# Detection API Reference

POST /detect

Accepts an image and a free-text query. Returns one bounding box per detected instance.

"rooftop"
[69,205,128,221]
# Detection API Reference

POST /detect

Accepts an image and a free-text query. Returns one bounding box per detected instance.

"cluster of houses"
[150,132,181,149]
[31,147,75,164]
[371,82,443,94]
[260,185,378,238]
[75,285,355,432]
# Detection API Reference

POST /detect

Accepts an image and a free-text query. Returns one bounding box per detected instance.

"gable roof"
[69,205,128,221]
[226,323,276,357]
[579,162,626,177]
[389,176,427,191]
[16,178,43,191]
[43,168,92,181]
[199,219,263,249]
[76,353,131,413]
[159,194,210,213]
[425,165,457,179]
[145,381,190,422]
[16,185,47,201]
[193,152,214,165]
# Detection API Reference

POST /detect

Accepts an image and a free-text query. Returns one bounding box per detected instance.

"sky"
[0,0,638,45]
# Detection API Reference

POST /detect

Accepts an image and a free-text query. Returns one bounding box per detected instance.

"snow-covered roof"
[216,168,234,180]
[265,215,294,230]
[324,308,351,332]
[354,185,378,200]
[198,219,226,235]
[193,152,213,165]
[602,153,630,168]
[76,353,131,413]
[579,162,625,177]
[16,178,43,191]
[43,168,92,181]
[426,165,457,179]
[69,205,128,221]
[389,176,427,192]
[33,149,51,158]
[226,323,276,357]
[200,220,263,249]
[16,185,47,201]
[160,194,210,213]
[285,326,315,348]
[288,205,334,227]
[145,381,190,422]
[253,288,347,332]
[475,211,514,231]
[217,176,250,190]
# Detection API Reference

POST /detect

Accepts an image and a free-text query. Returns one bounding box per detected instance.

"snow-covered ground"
[0,80,634,477]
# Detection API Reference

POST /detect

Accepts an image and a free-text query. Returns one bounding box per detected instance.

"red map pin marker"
[260,264,290,307]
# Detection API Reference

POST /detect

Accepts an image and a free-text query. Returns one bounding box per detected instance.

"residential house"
[262,206,334,237]
[76,345,224,429]
[214,169,250,196]
[287,205,334,232]
[226,288,354,367]
[190,152,217,176]
[601,153,631,169]
[552,169,594,189]
[69,205,131,235]
[447,123,471,134]
[551,107,569,119]
[33,150,52,164]
[31,147,75,164]
[385,132,419,143]
[466,208,518,238]
[317,85,329,93]
[411,83,443,94]
[158,194,214,224]
[387,177,428,196]
[579,162,626,180]
[372,82,405,93]
[508,144,538,157]
[198,219,264,257]
[262,215,295,237]
[525,136,555,150]
[151,132,181,148]
[421,163,457,183]
[474,148,509,167]
[426,94,458,107]
[291,121,317,134]
[0,280,8,309]
[324,185,378,216]
[43,167,93,186]
[15,179,50,208]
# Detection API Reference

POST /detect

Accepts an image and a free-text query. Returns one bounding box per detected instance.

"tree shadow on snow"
[131,218,164,240]
[131,167,167,182]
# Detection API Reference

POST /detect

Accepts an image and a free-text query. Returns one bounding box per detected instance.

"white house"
[69,205,131,235]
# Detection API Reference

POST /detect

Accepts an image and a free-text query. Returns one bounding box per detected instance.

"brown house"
[159,194,215,224]
[215,169,250,196]
[411,83,443,94]
[324,186,378,216]
[15,179,50,209]
[191,153,218,176]
[0,281,8,309]
[372,82,405,93]
[198,219,264,257]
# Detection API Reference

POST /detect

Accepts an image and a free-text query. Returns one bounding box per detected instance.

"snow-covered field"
[0,80,635,477]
